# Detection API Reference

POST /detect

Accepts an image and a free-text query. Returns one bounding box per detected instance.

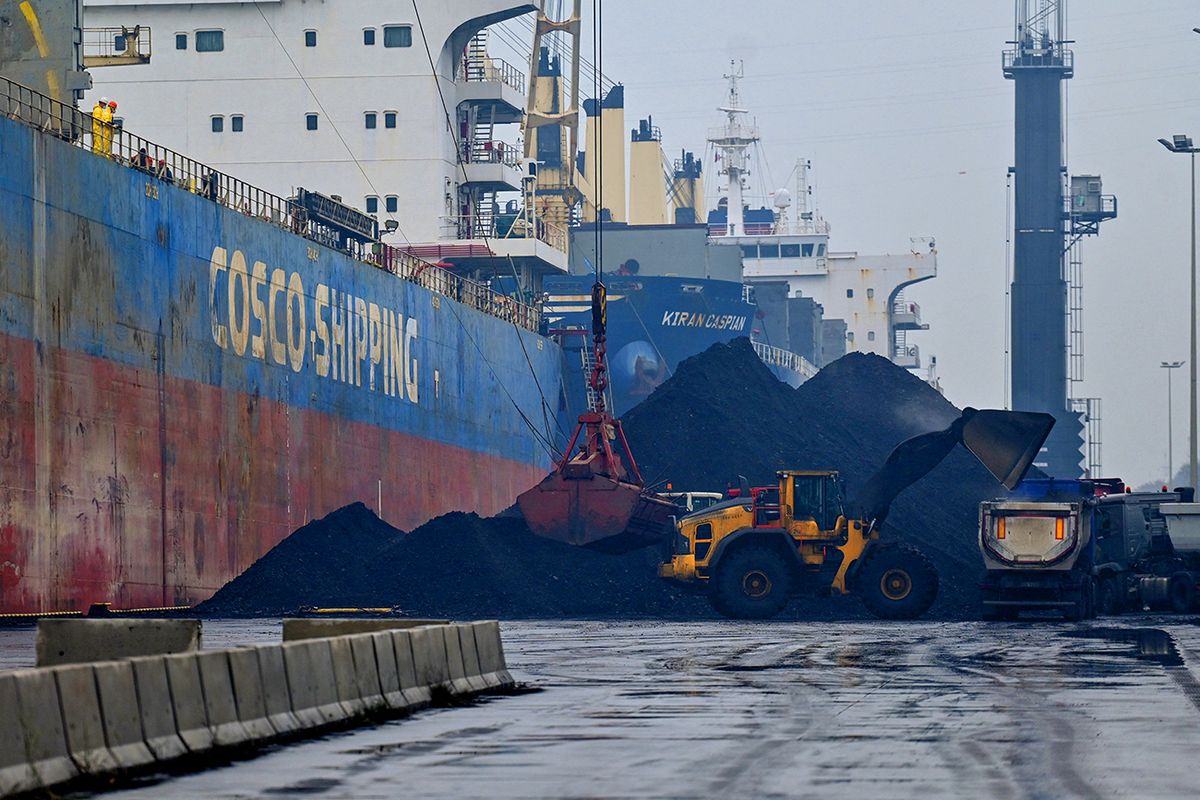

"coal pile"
[197,504,711,618]
[623,338,1004,619]
[201,338,1001,620]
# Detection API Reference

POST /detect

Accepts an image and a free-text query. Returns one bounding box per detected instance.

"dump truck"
[979,484,1200,619]
[977,477,1124,620]
[657,408,1055,620]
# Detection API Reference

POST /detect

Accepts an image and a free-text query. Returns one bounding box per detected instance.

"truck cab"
[978,478,1124,620]
[661,491,724,516]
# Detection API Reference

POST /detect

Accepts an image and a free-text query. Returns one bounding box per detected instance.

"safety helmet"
[99,96,108,105]
[109,101,117,109]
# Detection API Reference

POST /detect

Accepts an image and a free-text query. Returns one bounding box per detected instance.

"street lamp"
[1159,134,1199,493]
[1162,360,1185,486]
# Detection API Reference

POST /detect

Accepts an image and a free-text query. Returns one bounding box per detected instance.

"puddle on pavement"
[1062,627,1184,667]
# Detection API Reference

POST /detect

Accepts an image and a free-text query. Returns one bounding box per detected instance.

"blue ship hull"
[0,112,563,613]
[545,275,755,417]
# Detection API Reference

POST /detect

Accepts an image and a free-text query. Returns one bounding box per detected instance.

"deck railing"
[752,341,818,380]
[0,74,542,333]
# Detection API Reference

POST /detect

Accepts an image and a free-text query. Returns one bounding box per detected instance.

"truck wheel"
[1098,576,1123,616]
[1169,573,1195,614]
[1065,577,1094,622]
[709,545,794,619]
[857,544,938,620]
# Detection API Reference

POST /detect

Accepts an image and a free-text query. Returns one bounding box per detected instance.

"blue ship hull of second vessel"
[544,274,756,417]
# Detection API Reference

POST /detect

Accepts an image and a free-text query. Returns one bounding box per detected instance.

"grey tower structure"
[1003,1,1115,477]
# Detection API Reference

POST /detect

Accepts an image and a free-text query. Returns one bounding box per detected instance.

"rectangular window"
[801,243,814,257]
[740,245,757,259]
[365,112,377,130]
[383,25,412,47]
[759,244,780,258]
[384,111,397,129]
[305,113,318,131]
[385,196,398,214]
[231,115,244,132]
[366,197,379,214]
[866,288,875,299]
[867,331,876,342]
[780,244,800,258]
[304,30,317,47]
[817,243,826,256]
[363,28,376,45]
[175,32,188,50]
[211,116,223,133]
[114,34,127,52]
[195,30,224,52]
[846,289,854,298]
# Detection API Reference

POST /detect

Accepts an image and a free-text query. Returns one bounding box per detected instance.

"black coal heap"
[199,338,998,619]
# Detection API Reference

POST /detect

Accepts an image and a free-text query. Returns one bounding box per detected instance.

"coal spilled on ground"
[200,338,1001,620]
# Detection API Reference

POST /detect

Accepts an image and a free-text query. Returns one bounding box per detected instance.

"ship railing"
[0,74,543,333]
[443,213,568,253]
[751,341,818,380]
[365,244,541,331]
[462,140,521,167]
[464,56,526,95]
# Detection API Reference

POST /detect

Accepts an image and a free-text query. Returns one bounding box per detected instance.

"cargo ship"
[0,1,565,614]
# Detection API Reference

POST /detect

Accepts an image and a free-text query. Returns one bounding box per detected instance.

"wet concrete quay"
[6,618,1198,799]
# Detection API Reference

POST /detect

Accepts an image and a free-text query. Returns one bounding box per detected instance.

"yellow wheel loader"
[658,408,1055,620]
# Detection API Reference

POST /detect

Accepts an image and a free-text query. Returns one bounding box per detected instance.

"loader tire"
[857,544,938,621]
[1169,572,1195,614]
[709,545,794,619]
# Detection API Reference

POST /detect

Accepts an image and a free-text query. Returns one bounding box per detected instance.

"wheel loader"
[657,408,1055,619]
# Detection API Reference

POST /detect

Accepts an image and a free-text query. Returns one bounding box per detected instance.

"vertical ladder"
[1067,239,1084,384]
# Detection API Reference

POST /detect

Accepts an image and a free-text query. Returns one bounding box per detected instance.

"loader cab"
[778,470,844,534]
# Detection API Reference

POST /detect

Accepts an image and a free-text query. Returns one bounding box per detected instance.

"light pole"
[1159,134,1199,492]
[1162,361,1185,485]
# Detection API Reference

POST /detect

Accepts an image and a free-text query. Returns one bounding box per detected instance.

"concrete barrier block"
[456,624,489,693]
[409,626,450,693]
[255,645,301,735]
[441,625,474,695]
[0,669,77,795]
[53,664,118,774]
[328,636,367,717]
[128,656,187,761]
[195,651,253,747]
[348,634,387,712]
[369,631,409,711]
[227,649,278,741]
[282,639,348,726]
[391,629,432,706]
[37,619,201,666]
[471,621,514,688]
[163,653,214,752]
[93,661,156,769]
[282,618,448,641]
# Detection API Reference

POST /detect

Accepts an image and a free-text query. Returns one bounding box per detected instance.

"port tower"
[1004,0,1115,477]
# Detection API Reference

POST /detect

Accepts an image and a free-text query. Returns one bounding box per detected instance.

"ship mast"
[708,61,758,236]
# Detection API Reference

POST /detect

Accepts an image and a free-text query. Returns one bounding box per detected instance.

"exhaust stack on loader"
[517,281,676,554]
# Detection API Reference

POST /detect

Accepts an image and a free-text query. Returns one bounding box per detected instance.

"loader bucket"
[517,471,677,554]
[961,409,1055,490]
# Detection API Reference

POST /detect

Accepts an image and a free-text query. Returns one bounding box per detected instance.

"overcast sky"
[535,0,1199,486]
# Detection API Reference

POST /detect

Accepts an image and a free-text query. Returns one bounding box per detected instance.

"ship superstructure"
[703,63,939,379]
[81,0,568,294]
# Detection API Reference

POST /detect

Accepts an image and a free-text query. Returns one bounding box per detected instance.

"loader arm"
[850,408,1055,526]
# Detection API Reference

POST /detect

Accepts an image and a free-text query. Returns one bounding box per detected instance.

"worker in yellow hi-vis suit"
[90,96,109,155]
